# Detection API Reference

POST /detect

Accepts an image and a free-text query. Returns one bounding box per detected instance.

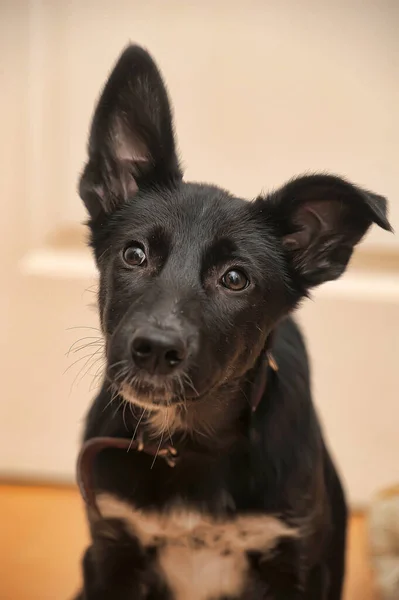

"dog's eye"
[122,244,147,267]
[221,269,249,291]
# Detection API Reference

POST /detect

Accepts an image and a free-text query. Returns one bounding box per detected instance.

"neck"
[150,382,250,441]
[118,377,251,449]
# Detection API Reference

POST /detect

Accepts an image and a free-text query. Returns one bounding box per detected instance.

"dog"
[74,45,392,599]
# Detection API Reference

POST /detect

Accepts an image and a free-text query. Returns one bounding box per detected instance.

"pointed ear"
[79,45,182,219]
[265,174,393,288]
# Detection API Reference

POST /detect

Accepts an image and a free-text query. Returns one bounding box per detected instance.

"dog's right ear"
[79,45,182,220]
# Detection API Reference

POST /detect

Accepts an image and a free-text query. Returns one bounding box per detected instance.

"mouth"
[119,379,179,408]
[107,361,181,398]
[113,366,202,411]
[107,359,214,411]
[118,382,174,410]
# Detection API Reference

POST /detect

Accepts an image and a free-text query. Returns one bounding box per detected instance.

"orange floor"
[0,484,375,600]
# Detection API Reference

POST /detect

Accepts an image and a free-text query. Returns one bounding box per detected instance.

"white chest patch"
[97,493,297,600]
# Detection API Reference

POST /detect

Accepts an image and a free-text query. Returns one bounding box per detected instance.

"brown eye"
[122,245,146,267]
[221,269,249,291]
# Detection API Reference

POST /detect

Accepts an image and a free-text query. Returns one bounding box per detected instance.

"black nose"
[131,328,187,375]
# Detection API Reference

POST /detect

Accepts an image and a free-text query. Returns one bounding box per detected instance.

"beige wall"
[0,0,398,507]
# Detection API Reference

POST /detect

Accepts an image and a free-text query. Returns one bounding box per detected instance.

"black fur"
[75,45,392,599]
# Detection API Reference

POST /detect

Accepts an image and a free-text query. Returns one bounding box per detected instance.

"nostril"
[165,348,183,367]
[133,339,153,358]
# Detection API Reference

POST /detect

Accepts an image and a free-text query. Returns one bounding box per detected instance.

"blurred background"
[0,1,398,598]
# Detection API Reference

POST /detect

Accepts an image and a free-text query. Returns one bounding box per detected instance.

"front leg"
[302,564,329,600]
[247,537,304,599]
[78,519,169,600]
[77,545,106,600]
[78,542,147,600]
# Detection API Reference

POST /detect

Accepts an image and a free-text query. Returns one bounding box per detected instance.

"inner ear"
[282,200,348,251]
[106,114,150,201]
[111,114,149,163]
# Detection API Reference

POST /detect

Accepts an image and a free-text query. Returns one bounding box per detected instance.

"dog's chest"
[97,493,295,600]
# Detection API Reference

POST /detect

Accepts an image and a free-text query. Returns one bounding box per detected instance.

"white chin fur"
[120,382,174,411]
[120,382,184,436]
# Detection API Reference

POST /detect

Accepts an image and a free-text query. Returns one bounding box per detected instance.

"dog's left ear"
[264,174,393,288]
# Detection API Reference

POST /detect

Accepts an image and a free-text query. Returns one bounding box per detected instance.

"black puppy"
[75,45,392,599]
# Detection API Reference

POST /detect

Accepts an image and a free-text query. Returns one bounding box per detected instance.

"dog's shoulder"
[273,317,309,380]
[250,317,324,515]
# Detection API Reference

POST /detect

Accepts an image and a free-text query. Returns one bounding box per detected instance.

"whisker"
[177,375,185,397]
[70,341,103,356]
[129,408,146,450]
[80,351,104,376]
[164,406,175,446]
[112,397,124,420]
[102,386,120,413]
[70,346,104,391]
[113,366,131,384]
[64,352,101,376]
[79,355,105,388]
[66,336,103,356]
[108,359,129,372]
[122,400,129,431]
[151,428,165,469]
[238,385,251,407]
[84,284,98,295]
[67,326,101,332]
[89,361,106,392]
[181,373,199,397]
